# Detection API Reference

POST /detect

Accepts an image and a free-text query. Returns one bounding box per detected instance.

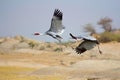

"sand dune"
[0,36,120,80]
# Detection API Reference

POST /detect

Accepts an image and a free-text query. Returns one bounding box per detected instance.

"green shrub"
[28,42,36,48]
[98,32,120,43]
[39,46,45,50]
[46,44,52,48]
[54,48,63,52]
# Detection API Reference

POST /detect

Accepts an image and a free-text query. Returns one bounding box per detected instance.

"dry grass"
[0,66,65,80]
[0,66,35,80]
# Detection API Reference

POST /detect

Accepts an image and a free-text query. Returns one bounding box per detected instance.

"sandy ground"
[0,38,120,80]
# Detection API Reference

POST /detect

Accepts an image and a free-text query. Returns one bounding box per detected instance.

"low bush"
[54,48,63,52]
[98,32,120,43]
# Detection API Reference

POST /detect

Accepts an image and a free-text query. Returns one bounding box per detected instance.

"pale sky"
[0,0,120,42]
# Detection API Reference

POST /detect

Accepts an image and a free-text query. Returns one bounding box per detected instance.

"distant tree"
[83,24,96,35]
[98,17,112,32]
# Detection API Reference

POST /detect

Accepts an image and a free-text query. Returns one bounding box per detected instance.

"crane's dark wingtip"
[53,9,63,20]
[69,33,72,35]
[75,47,87,54]
[69,33,73,37]
[69,33,77,40]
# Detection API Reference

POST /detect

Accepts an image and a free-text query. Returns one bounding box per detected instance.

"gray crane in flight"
[70,33,102,54]
[34,9,65,42]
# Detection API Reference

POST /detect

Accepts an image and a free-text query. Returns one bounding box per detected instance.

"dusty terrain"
[0,36,120,80]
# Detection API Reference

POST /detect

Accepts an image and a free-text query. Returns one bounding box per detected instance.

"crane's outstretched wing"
[48,9,65,35]
[75,40,97,54]
[70,33,97,41]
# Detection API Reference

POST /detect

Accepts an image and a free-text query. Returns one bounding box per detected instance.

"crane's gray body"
[45,9,65,42]
[70,33,102,54]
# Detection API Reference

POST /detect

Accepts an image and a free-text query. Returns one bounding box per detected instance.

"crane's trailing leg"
[97,45,102,54]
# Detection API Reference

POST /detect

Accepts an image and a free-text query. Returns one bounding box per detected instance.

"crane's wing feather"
[70,33,97,41]
[75,40,97,54]
[80,41,97,50]
[48,9,65,35]
[81,35,97,41]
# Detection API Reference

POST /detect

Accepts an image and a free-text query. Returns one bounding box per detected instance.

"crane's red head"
[34,32,40,35]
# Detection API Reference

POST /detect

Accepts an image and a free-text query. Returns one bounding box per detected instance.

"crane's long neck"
[40,33,46,36]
